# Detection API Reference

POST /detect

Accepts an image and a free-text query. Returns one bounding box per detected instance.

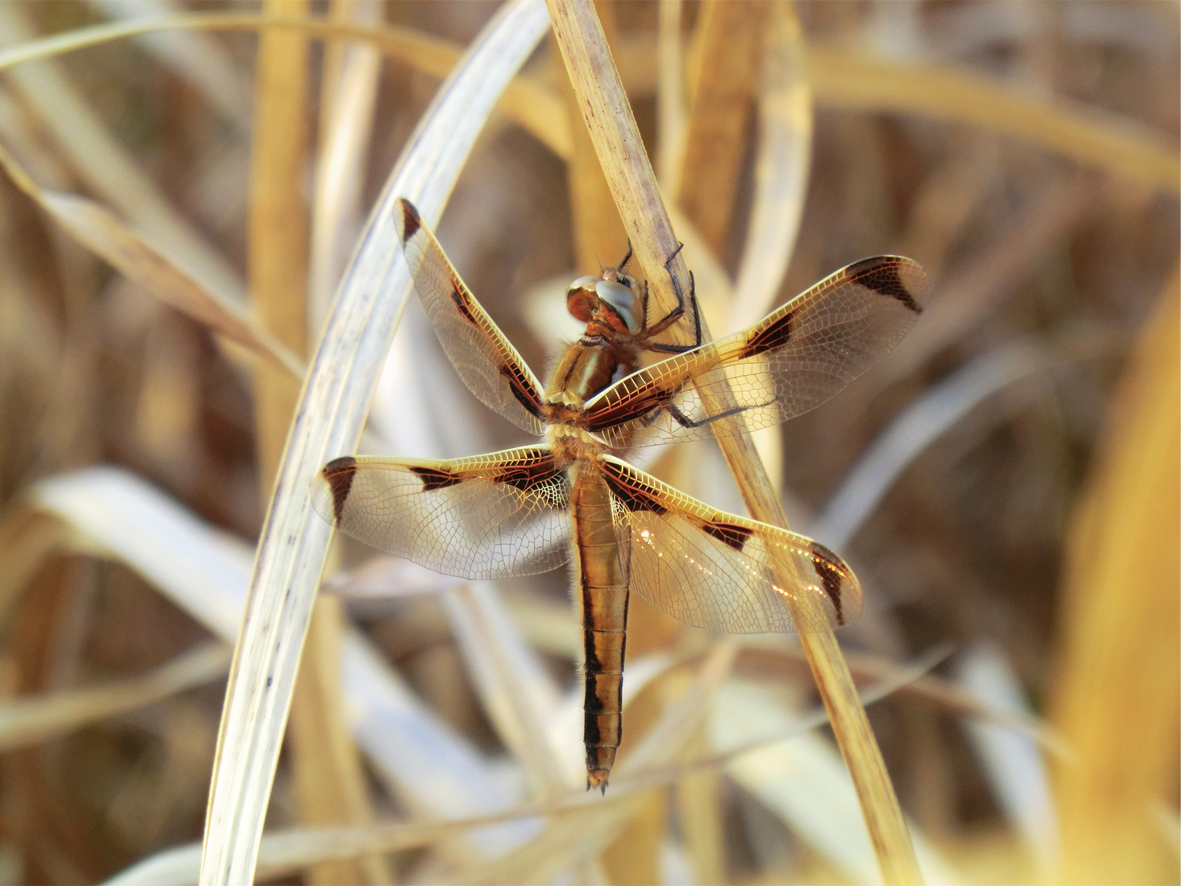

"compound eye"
[596,279,639,333]
[566,275,599,321]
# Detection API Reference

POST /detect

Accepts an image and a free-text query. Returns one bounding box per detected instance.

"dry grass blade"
[714,683,959,884]
[736,639,1070,758]
[450,642,738,886]
[27,467,256,639]
[546,2,922,881]
[0,510,65,625]
[877,174,1096,388]
[0,640,230,753]
[2,464,536,875]
[578,645,946,798]
[0,3,245,301]
[289,597,383,885]
[304,11,389,879]
[603,645,952,799]
[729,0,812,331]
[338,632,537,859]
[89,0,252,125]
[246,7,377,881]
[545,0,692,338]
[1050,267,1180,883]
[3,11,1173,196]
[0,12,443,74]
[0,142,302,378]
[615,30,1178,194]
[105,642,945,886]
[442,584,568,793]
[954,645,1057,873]
[15,465,531,873]
[0,12,570,162]
[620,640,739,773]
[675,740,723,885]
[324,555,466,600]
[807,45,1181,194]
[111,784,634,886]
[553,4,627,273]
[814,341,1059,549]
[0,4,1171,881]
[655,0,684,187]
[249,0,311,489]
[675,0,765,254]
[662,201,731,333]
[309,0,382,329]
[199,2,551,883]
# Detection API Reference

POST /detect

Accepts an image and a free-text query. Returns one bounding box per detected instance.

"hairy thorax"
[544,338,639,467]
[547,421,604,466]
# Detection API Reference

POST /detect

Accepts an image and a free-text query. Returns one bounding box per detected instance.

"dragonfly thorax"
[545,335,643,409]
[547,421,605,465]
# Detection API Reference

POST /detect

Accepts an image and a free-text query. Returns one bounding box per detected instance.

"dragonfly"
[314,198,929,792]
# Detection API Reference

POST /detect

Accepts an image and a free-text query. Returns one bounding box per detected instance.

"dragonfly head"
[567,271,641,335]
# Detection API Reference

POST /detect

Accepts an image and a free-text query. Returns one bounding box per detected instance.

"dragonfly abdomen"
[569,461,629,793]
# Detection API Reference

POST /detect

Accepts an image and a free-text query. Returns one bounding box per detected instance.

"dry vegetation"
[0,1,1176,884]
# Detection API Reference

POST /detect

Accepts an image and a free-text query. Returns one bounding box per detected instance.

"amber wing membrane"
[599,456,861,633]
[395,199,548,437]
[313,447,571,580]
[584,256,930,448]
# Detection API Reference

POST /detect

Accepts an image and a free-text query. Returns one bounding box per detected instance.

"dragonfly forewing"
[584,255,930,448]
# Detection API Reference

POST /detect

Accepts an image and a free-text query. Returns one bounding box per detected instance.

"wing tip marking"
[397,198,421,242]
[322,456,358,523]
[849,255,928,314]
[809,540,851,626]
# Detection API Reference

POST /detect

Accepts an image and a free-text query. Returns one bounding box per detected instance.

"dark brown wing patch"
[600,462,668,514]
[849,255,923,313]
[410,465,463,492]
[583,380,674,433]
[810,541,849,625]
[739,307,796,359]
[322,456,358,522]
[413,455,561,494]
[698,519,754,551]
[500,365,547,420]
[398,198,421,240]
[449,281,480,325]
[494,457,565,492]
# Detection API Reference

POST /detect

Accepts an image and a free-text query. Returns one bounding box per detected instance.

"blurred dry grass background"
[0,1,1176,884]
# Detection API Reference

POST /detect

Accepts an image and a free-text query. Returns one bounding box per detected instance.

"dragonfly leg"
[616,240,634,271]
[666,397,777,431]
[643,244,701,351]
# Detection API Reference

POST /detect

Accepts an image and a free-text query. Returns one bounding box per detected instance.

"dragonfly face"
[314,198,930,792]
[566,247,642,337]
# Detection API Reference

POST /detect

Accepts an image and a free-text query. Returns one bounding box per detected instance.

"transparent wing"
[599,457,861,633]
[313,447,570,580]
[584,256,930,448]
[396,199,548,437]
